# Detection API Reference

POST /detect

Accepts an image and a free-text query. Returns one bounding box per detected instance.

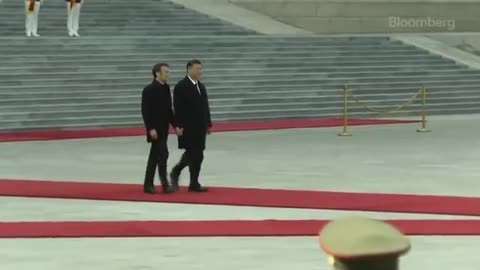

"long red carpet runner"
[0,118,417,142]
[1,179,479,216]
[3,118,472,239]
[1,219,480,238]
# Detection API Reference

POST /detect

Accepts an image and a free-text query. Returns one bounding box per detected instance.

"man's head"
[186,59,202,81]
[319,216,410,270]
[152,63,170,83]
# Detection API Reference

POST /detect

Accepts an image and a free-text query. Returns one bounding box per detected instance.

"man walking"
[25,0,42,37]
[170,59,212,192]
[141,63,177,194]
[66,0,82,37]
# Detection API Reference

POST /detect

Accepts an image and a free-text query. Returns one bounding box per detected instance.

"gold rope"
[346,88,422,114]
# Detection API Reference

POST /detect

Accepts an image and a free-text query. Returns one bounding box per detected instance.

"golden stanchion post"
[417,85,431,133]
[338,83,352,136]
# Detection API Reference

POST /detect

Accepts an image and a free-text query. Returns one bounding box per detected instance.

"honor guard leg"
[31,1,40,37]
[73,3,82,36]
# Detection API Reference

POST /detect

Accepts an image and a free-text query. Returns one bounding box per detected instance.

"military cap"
[319,216,411,270]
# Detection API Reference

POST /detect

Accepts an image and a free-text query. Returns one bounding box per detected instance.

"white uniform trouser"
[67,3,82,34]
[25,1,41,35]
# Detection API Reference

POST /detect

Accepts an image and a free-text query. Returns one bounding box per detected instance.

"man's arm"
[173,84,187,129]
[204,87,213,128]
[169,103,177,128]
[141,87,153,131]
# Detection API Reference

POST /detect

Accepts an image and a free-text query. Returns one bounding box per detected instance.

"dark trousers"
[172,148,204,187]
[144,139,169,188]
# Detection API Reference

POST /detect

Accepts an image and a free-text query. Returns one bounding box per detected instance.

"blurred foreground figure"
[319,216,411,270]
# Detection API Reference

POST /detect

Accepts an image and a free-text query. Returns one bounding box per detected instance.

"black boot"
[143,186,158,194]
[160,175,175,194]
[162,183,175,194]
[170,152,188,191]
[159,165,175,194]
[188,183,208,192]
[188,173,208,193]
[169,170,180,191]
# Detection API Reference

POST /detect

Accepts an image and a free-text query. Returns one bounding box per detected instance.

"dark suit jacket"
[141,80,176,142]
[173,76,212,150]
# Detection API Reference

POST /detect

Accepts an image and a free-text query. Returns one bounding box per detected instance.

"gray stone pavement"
[1,116,479,269]
[169,0,311,35]
[0,237,479,270]
[2,197,480,221]
[0,117,478,195]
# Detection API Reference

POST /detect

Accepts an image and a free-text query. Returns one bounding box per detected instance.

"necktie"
[194,83,201,95]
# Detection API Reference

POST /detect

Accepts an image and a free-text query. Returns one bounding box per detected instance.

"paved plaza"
[1,116,479,270]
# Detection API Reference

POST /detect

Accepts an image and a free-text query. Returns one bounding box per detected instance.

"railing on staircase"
[338,84,431,136]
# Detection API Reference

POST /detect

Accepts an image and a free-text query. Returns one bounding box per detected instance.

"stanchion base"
[338,132,352,137]
[416,128,431,133]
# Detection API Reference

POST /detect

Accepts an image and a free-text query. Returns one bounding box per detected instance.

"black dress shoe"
[143,186,158,194]
[162,184,176,194]
[188,185,208,192]
[169,171,180,191]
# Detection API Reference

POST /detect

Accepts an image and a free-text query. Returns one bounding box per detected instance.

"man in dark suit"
[141,63,177,194]
[170,59,212,192]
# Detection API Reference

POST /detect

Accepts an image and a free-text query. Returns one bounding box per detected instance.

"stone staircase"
[1,1,480,131]
[0,0,254,36]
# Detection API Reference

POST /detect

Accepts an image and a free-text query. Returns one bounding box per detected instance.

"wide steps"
[1,68,476,81]
[0,83,474,103]
[2,102,480,130]
[2,102,480,131]
[0,44,418,53]
[0,30,253,36]
[0,0,253,36]
[1,92,478,113]
[1,58,454,69]
[0,3,479,131]
[2,78,479,94]
[2,74,478,87]
[0,63,463,75]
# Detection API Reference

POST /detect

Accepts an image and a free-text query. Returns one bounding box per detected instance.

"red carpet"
[0,219,479,238]
[1,179,479,216]
[0,118,417,142]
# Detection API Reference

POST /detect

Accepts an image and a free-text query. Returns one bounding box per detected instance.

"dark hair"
[186,59,202,71]
[152,63,169,79]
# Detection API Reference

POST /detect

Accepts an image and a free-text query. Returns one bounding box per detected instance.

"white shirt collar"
[187,75,197,85]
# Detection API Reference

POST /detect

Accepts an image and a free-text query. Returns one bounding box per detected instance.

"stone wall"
[230,0,480,33]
